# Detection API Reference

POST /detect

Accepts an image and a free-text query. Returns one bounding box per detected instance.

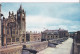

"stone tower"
[0,4,1,47]
[17,5,26,43]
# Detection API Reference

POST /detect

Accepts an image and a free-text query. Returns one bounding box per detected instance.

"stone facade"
[41,29,69,41]
[0,45,22,54]
[26,32,41,42]
[25,41,48,51]
[59,29,69,38]
[41,30,59,41]
[73,31,80,54]
[2,5,26,46]
[76,31,80,43]
[0,41,48,54]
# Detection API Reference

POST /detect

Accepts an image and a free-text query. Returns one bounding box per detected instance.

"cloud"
[1,3,80,32]
[26,15,80,32]
[2,3,80,21]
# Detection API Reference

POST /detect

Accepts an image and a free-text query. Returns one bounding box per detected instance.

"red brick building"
[26,32,41,42]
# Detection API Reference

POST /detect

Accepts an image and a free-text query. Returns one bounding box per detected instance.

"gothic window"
[8,22,16,35]
[7,38,11,42]
[7,29,9,34]
[12,29,15,34]
[8,22,16,28]
[16,30,18,34]
[16,38,19,42]
[12,37,15,42]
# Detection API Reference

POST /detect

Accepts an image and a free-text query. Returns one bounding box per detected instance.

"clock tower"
[17,5,26,43]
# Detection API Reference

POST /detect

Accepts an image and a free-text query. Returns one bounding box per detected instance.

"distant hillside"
[69,32,75,34]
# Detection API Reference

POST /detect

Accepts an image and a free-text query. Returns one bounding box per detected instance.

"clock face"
[22,14,24,16]
[18,14,20,16]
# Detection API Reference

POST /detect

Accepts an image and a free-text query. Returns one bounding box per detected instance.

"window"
[56,36,57,37]
[16,30,18,34]
[51,36,52,38]
[43,36,45,39]
[7,29,9,34]
[22,18,25,20]
[12,30,15,34]
[38,38,39,40]
[64,33,65,36]
[48,36,49,38]
[7,38,11,42]
[12,37,15,42]
[16,38,19,42]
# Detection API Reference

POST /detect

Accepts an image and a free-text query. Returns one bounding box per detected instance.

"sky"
[1,3,80,32]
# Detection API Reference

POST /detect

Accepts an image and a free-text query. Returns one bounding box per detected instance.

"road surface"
[37,38,73,54]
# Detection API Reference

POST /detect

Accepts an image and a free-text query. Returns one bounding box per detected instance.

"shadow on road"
[70,42,74,54]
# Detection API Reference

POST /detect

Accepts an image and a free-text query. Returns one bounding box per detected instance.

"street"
[37,38,73,54]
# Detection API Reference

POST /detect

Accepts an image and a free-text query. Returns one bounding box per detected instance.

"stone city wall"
[25,41,48,51]
[0,45,22,54]
[0,41,48,54]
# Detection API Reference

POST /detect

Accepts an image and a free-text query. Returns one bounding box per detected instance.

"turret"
[12,11,14,15]
[20,4,22,10]
[17,4,26,42]
[9,11,11,17]
[17,4,26,29]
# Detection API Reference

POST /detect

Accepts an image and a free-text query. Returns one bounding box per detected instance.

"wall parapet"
[0,41,48,54]
[25,41,48,51]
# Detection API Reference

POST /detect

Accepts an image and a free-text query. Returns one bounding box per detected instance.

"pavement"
[37,38,73,54]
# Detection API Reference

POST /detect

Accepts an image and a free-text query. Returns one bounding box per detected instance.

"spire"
[12,11,14,15]
[3,17,5,20]
[20,4,22,10]
[9,11,11,16]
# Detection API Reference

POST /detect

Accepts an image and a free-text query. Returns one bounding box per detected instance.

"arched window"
[12,37,15,42]
[12,29,15,34]
[7,29,9,34]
